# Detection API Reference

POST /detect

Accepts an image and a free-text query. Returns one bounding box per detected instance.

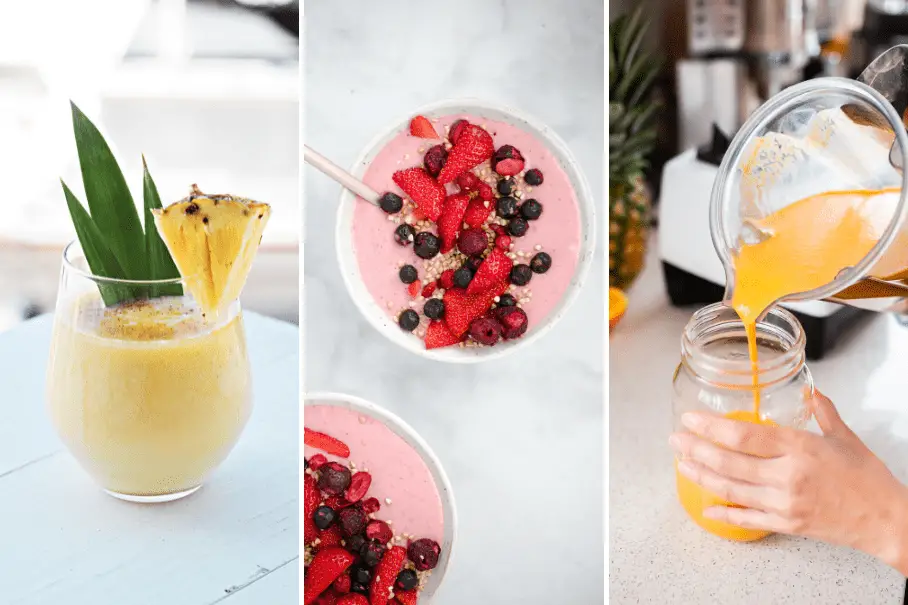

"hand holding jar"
[670,391,908,575]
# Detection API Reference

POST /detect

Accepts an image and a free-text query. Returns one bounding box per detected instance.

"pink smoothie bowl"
[335,99,597,363]
[304,392,457,601]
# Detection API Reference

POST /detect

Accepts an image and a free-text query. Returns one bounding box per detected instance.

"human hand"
[669,391,908,574]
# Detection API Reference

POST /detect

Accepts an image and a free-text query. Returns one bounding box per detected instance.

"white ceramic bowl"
[304,392,456,602]
[335,98,596,363]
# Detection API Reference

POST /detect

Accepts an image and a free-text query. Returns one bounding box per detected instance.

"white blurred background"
[0,0,300,330]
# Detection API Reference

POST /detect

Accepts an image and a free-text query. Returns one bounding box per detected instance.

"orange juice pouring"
[675,77,908,540]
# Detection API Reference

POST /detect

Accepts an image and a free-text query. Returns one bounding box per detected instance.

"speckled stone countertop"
[609,234,907,604]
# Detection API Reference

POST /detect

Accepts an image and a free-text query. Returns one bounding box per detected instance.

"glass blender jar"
[710,76,908,311]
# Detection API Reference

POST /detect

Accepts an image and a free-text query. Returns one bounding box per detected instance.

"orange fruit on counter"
[609,287,628,332]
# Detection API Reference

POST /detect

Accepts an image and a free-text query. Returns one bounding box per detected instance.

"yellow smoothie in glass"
[47,294,251,498]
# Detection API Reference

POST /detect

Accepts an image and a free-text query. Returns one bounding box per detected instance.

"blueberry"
[398,309,420,332]
[394,224,415,246]
[313,505,335,530]
[524,168,544,186]
[424,298,445,320]
[509,264,533,286]
[520,199,543,220]
[379,192,403,214]
[395,569,419,591]
[496,177,515,196]
[346,534,367,554]
[361,540,386,567]
[399,264,418,284]
[465,256,483,272]
[497,293,517,307]
[350,564,372,585]
[453,267,473,288]
[414,232,440,259]
[530,252,552,274]
[351,583,369,595]
[496,196,519,219]
[508,218,529,237]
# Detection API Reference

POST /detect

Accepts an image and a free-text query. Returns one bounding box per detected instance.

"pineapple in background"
[609,7,662,290]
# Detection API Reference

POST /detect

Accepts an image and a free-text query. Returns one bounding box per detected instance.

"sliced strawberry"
[467,247,513,295]
[305,474,320,543]
[437,124,494,184]
[463,198,492,229]
[437,194,470,253]
[449,119,469,144]
[317,524,344,551]
[409,115,439,139]
[394,591,418,605]
[337,595,369,605]
[304,548,355,605]
[421,281,437,297]
[392,168,445,222]
[305,428,351,458]
[369,546,407,605]
[443,282,508,337]
[313,592,339,605]
[407,281,421,298]
[425,320,461,350]
[439,270,455,290]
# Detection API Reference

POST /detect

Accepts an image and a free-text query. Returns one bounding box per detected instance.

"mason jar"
[672,302,813,541]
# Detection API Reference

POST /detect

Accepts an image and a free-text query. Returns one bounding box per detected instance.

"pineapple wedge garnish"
[153,184,270,317]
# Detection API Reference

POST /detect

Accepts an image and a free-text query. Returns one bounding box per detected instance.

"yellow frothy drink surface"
[46,295,252,497]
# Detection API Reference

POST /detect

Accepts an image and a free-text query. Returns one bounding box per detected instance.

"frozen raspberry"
[477,182,494,201]
[449,119,469,144]
[439,269,455,289]
[468,316,502,346]
[407,538,441,571]
[490,145,525,176]
[458,229,488,257]
[492,306,528,340]
[338,506,367,537]
[456,171,480,192]
[362,497,381,514]
[317,462,351,495]
[365,520,393,544]
[495,235,511,251]
[423,144,448,178]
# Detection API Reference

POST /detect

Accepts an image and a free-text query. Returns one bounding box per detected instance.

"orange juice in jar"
[672,304,812,541]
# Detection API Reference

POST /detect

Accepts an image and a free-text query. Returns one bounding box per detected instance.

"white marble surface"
[610,235,908,604]
[0,312,299,604]
[304,1,604,603]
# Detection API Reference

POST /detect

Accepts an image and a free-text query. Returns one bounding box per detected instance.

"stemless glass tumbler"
[46,241,252,502]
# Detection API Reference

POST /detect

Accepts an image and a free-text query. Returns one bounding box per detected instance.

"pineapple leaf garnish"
[142,155,182,298]
[62,102,182,305]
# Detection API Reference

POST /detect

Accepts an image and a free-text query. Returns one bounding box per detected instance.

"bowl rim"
[334,97,597,363]
[303,392,457,600]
